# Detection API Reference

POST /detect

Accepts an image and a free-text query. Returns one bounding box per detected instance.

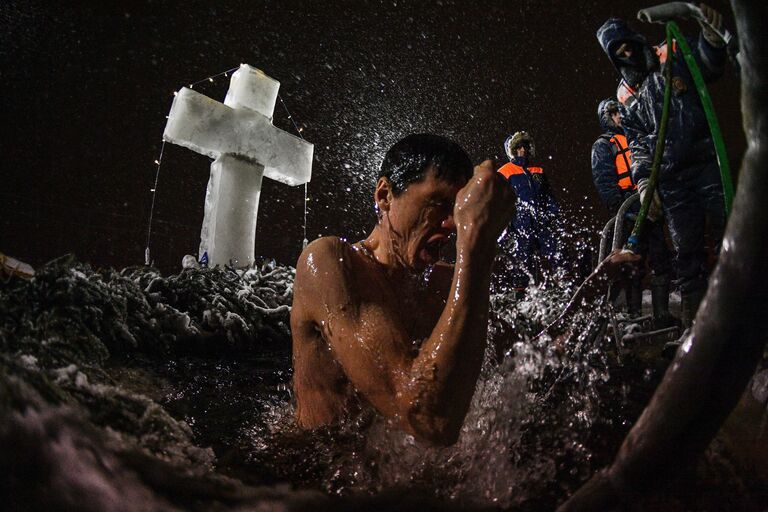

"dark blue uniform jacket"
[591,111,632,215]
[503,156,560,221]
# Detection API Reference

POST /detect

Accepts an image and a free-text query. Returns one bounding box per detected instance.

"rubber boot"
[680,287,706,329]
[650,274,675,329]
[628,280,643,318]
[663,327,689,359]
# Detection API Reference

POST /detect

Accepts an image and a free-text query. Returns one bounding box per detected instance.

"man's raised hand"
[453,160,515,251]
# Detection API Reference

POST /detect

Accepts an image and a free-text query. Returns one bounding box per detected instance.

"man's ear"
[374,177,394,214]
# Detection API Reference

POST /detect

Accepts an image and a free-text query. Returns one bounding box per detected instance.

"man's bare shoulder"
[304,235,352,254]
[296,236,357,278]
[293,238,349,331]
[294,236,366,306]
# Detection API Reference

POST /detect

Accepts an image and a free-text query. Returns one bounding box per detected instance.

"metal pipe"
[612,193,640,252]
[598,218,615,263]
[637,2,733,45]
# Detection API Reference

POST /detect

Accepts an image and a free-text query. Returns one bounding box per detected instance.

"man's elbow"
[406,410,463,447]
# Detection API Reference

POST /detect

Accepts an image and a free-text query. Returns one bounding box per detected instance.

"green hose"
[626,21,734,251]
[626,23,675,252]
[667,21,734,216]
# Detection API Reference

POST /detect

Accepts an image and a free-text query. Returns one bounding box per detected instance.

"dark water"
[1,256,766,511]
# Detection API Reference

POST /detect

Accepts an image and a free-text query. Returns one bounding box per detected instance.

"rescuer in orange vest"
[591,98,674,327]
[496,131,566,294]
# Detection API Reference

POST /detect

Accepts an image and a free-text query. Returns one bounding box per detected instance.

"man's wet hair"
[379,134,473,196]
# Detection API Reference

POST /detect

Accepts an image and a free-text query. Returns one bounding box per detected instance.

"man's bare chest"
[363,270,449,342]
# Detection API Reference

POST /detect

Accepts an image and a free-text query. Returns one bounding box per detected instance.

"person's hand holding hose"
[637,178,663,222]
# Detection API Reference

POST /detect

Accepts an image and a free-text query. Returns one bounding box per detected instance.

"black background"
[0,0,743,272]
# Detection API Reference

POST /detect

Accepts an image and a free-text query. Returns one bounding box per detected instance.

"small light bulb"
[154,159,160,165]
[150,188,156,192]
[173,91,177,96]
[208,77,214,82]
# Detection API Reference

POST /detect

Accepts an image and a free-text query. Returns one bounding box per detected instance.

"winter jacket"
[498,156,560,218]
[596,18,726,183]
[591,99,635,214]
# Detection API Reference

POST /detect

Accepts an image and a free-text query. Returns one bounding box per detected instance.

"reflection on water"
[1,255,765,510]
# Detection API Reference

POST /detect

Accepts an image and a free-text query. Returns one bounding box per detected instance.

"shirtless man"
[291,134,636,446]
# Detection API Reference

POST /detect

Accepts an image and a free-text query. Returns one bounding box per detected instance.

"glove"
[699,3,725,48]
[624,212,638,222]
[637,178,663,222]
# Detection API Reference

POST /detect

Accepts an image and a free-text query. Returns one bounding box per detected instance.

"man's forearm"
[406,240,495,442]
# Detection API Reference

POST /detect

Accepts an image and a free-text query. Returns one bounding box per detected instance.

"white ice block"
[163,87,312,185]
[224,64,280,118]
[200,155,264,268]
[161,63,313,268]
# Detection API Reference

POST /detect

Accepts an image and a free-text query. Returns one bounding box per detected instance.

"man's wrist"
[456,235,496,267]
[457,222,495,246]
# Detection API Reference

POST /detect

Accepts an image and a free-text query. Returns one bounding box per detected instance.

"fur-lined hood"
[504,131,535,160]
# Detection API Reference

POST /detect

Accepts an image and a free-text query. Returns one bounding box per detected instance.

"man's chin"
[417,247,440,268]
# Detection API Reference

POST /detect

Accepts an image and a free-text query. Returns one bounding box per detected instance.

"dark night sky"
[1,0,743,272]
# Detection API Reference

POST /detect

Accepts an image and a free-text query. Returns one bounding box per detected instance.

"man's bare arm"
[292,235,414,416]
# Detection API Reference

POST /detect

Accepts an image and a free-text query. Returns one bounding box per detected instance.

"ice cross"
[163,64,313,268]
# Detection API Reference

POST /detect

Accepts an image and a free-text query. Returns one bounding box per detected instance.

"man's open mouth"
[420,234,447,264]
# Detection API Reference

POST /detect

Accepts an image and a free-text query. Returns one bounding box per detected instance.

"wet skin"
[291,161,514,446]
[291,160,640,446]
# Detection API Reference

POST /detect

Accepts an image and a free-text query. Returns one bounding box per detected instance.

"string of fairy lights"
[144,65,310,266]
[277,93,309,250]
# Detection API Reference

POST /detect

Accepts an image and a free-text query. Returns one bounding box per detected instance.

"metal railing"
[598,193,640,262]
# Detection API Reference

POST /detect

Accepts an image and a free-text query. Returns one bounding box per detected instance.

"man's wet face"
[606,103,621,127]
[388,168,465,270]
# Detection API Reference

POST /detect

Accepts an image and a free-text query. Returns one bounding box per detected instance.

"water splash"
[1,254,764,510]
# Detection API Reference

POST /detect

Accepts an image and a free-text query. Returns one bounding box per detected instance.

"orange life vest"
[497,162,544,179]
[608,133,635,191]
[655,39,677,65]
